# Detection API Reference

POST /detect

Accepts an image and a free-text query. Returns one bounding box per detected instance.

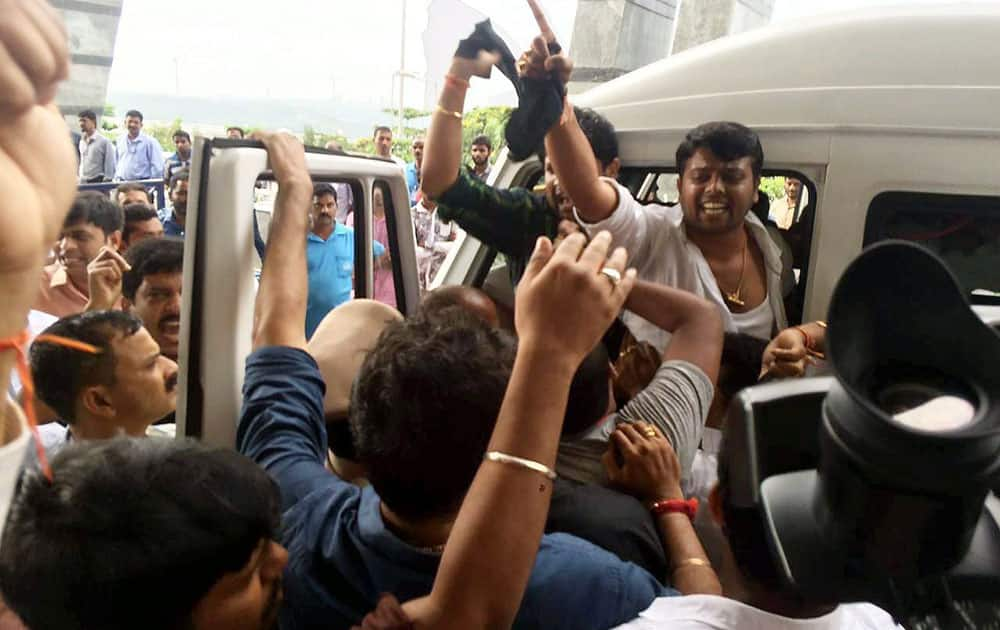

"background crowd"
[0,1,966,629]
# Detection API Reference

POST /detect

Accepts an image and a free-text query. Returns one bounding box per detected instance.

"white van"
[184,4,1000,443]
[441,3,1000,324]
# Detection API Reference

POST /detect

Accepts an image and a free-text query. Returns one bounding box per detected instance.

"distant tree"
[759,175,786,201]
[141,117,185,150]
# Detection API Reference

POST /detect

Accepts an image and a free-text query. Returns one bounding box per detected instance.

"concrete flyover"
[51,0,125,126]
[568,0,774,93]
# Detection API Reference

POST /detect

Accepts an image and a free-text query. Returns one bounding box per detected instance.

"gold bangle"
[672,557,712,572]
[435,105,462,119]
[815,320,828,328]
[484,451,557,481]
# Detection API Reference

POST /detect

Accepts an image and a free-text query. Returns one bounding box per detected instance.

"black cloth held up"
[454,20,567,162]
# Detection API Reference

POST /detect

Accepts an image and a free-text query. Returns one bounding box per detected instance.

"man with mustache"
[122,237,184,362]
[113,109,164,182]
[522,35,786,345]
[29,310,178,447]
[548,117,786,346]
[306,183,384,338]
[35,191,124,318]
[162,169,189,237]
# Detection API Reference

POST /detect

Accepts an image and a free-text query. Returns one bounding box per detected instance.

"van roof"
[576,4,1000,134]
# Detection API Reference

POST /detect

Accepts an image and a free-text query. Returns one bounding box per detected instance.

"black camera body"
[724,241,1000,624]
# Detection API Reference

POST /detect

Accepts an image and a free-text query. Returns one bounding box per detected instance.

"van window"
[254,177,407,315]
[864,191,1000,303]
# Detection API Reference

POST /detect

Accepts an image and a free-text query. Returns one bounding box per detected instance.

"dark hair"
[575,107,619,169]
[350,308,516,521]
[169,168,189,191]
[226,126,245,138]
[676,121,764,179]
[66,191,124,236]
[0,437,281,630]
[172,130,191,142]
[125,109,144,122]
[123,237,184,301]
[116,182,153,204]
[313,183,338,202]
[78,109,97,122]
[717,333,769,403]
[373,125,392,138]
[123,204,161,244]
[29,311,143,423]
[562,344,611,436]
[471,134,492,151]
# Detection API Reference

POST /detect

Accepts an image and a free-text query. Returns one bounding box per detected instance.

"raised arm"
[421,49,497,199]
[0,0,74,441]
[399,232,637,629]
[516,34,618,224]
[251,132,314,350]
[624,280,724,384]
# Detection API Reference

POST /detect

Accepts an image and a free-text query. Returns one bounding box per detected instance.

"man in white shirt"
[546,106,786,347]
[76,109,116,182]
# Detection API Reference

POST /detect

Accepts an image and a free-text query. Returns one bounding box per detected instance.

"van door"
[176,137,417,447]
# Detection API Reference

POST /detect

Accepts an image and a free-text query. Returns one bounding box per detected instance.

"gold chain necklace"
[722,235,748,308]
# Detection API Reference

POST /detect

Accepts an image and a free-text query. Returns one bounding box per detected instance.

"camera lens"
[876,382,976,433]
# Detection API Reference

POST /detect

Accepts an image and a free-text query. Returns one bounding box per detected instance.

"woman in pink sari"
[372,182,396,307]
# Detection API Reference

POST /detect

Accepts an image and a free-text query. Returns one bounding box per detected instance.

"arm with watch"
[603,422,723,596]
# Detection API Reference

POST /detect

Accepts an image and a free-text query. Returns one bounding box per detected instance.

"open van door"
[176,137,417,447]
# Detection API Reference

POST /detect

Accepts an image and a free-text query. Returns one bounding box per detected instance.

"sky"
[106,0,998,112]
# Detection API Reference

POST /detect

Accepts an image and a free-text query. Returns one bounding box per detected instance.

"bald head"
[421,286,500,328]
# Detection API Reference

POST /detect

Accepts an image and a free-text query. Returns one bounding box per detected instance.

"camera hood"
[731,241,1000,614]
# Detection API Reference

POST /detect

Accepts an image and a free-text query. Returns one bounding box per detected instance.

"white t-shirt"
[613,595,902,630]
[576,180,787,347]
[0,403,31,541]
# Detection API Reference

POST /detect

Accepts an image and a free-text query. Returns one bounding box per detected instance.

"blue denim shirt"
[237,347,671,630]
[114,132,164,181]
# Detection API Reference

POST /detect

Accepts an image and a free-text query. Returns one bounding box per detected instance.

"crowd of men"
[0,2,910,630]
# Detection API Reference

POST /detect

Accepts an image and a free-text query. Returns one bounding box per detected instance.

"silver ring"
[599,267,622,286]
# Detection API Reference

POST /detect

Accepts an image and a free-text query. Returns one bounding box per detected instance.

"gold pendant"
[725,292,745,307]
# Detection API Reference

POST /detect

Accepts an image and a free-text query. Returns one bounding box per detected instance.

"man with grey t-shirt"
[556,280,724,494]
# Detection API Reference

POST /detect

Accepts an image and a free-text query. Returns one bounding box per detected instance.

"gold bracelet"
[435,105,463,119]
[484,451,557,481]
[672,557,712,572]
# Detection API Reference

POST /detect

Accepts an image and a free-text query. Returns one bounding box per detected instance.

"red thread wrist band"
[444,74,470,89]
[650,497,699,521]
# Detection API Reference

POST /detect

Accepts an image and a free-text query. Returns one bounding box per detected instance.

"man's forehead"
[111,326,158,361]
[63,221,102,235]
[140,271,182,290]
[685,148,753,170]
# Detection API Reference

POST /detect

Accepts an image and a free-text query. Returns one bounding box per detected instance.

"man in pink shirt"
[35,191,124,318]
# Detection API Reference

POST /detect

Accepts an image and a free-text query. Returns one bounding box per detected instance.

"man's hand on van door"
[251,131,312,213]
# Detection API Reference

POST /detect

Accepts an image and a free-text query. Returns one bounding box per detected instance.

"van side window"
[864,192,1000,303]
[623,168,817,325]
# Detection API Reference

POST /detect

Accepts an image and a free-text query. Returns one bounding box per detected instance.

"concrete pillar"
[51,0,125,127]
[671,0,774,55]
[567,0,680,93]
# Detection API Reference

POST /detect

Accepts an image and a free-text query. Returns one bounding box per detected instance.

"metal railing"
[78,178,167,210]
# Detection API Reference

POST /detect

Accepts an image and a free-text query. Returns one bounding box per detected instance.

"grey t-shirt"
[556,360,714,492]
